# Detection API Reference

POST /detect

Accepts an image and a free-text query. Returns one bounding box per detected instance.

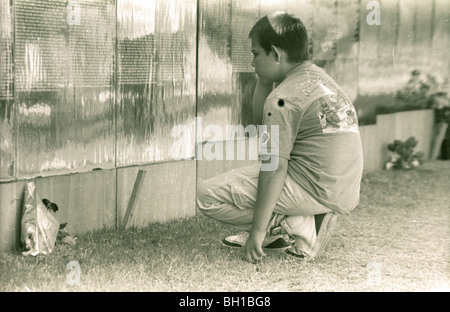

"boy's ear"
[271,45,281,63]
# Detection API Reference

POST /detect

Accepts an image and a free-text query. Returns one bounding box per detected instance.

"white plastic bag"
[21,182,59,256]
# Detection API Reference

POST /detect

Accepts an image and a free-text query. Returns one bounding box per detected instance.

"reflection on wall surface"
[192,0,449,139]
[0,0,197,179]
[0,0,448,180]
[198,0,259,139]
[14,0,116,176]
[117,0,197,165]
[0,0,14,179]
[197,0,361,135]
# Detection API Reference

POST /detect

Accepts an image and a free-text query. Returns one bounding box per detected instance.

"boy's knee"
[196,181,209,212]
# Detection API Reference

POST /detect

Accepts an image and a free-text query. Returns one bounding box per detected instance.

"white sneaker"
[222,232,291,251]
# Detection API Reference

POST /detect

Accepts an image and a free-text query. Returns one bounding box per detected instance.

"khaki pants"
[197,163,332,255]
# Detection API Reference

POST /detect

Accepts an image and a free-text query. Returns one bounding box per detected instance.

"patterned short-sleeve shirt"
[260,61,363,214]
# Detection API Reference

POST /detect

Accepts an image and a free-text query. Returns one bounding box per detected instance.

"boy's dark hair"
[249,11,309,63]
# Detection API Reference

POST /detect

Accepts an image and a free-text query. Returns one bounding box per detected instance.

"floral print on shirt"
[317,91,359,134]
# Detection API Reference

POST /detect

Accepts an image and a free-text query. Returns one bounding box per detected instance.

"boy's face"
[251,37,283,83]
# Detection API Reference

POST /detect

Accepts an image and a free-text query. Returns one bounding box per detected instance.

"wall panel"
[197,0,234,137]
[117,161,196,227]
[36,170,117,234]
[0,182,25,252]
[0,0,14,180]
[14,0,116,177]
[116,0,197,165]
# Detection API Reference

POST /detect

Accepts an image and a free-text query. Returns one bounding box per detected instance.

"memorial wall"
[1,0,449,180]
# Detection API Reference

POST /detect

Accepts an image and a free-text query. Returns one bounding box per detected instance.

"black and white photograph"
[0,0,448,295]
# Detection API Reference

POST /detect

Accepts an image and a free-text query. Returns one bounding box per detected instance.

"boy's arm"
[243,156,288,262]
[252,78,273,125]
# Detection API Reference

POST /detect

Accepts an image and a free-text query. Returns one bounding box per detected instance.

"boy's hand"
[243,230,266,262]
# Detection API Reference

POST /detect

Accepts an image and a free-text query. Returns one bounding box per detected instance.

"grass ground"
[1,161,449,292]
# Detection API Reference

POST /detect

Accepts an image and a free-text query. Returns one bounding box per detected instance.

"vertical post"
[121,169,146,229]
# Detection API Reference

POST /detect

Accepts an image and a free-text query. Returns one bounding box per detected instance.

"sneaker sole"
[221,237,291,251]
[285,249,306,258]
[263,238,292,252]
[221,238,244,248]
